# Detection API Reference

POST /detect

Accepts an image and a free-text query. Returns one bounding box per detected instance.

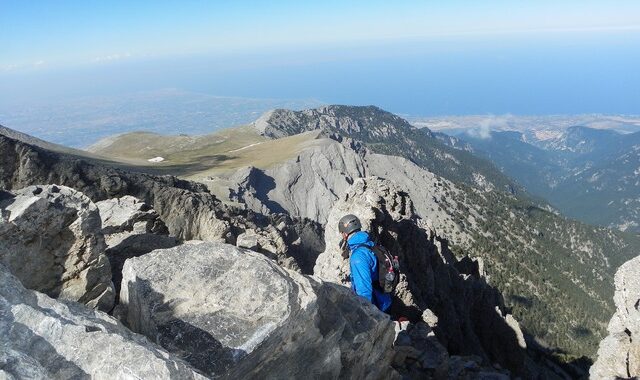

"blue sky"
[1,1,639,115]
[3,0,639,70]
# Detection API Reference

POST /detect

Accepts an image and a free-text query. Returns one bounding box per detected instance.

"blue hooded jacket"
[348,231,392,312]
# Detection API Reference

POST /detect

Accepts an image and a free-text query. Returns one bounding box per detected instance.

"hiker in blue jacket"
[338,214,392,312]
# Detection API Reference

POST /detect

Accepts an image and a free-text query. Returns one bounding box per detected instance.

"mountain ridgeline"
[254,106,520,193]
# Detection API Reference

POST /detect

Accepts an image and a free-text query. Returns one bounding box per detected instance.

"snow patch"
[147,157,165,163]
[228,142,263,153]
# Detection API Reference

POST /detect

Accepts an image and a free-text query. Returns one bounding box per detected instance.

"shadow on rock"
[123,279,246,376]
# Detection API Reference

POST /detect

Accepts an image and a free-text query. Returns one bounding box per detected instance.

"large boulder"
[0,264,205,379]
[119,241,396,379]
[0,185,114,311]
[591,255,640,379]
[314,177,530,377]
[96,196,179,296]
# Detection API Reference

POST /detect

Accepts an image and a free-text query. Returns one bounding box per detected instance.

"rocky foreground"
[0,176,557,379]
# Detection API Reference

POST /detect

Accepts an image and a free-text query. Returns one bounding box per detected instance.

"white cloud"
[0,64,18,72]
[92,53,132,62]
[465,114,514,139]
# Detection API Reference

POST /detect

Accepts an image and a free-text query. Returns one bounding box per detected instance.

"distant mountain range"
[444,125,640,233]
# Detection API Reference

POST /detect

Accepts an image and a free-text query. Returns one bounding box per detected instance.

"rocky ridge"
[252,105,517,191]
[0,128,325,274]
[0,182,397,378]
[0,179,566,377]
[222,137,471,245]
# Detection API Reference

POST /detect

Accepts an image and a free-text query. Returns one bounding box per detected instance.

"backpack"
[370,245,400,293]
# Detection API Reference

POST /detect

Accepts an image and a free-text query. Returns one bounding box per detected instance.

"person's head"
[338,214,362,241]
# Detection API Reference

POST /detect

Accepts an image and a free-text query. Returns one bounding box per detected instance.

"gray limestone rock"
[235,229,260,250]
[97,195,170,236]
[591,255,640,379]
[314,177,530,377]
[0,264,205,379]
[228,139,367,224]
[0,185,114,311]
[96,196,179,298]
[223,137,472,246]
[119,241,396,379]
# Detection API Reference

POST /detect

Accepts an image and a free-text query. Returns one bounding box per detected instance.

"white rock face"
[225,137,471,244]
[591,255,640,379]
[119,241,396,379]
[0,185,114,311]
[0,264,205,379]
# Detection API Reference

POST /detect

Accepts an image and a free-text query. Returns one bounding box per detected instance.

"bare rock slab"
[0,185,114,311]
[0,264,205,379]
[591,255,640,379]
[119,241,396,379]
[96,195,178,297]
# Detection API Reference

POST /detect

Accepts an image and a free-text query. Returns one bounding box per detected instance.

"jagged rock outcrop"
[0,264,205,379]
[223,137,469,244]
[0,185,114,311]
[252,105,417,141]
[119,241,396,379]
[97,195,170,236]
[591,255,640,379]
[96,196,179,296]
[227,138,366,224]
[0,129,325,274]
[314,177,531,377]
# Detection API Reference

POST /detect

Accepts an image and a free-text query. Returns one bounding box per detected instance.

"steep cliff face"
[591,255,640,379]
[223,137,468,243]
